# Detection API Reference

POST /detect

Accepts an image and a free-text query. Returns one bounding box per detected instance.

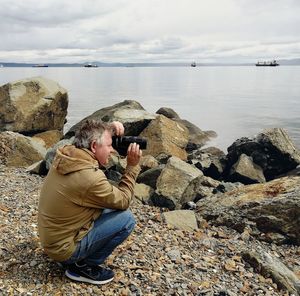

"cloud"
[0,0,299,63]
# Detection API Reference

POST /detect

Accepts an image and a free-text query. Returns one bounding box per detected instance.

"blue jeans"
[61,209,135,266]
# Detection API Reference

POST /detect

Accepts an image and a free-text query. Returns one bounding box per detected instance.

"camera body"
[112,136,147,156]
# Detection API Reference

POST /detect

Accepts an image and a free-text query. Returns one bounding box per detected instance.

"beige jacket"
[38,145,140,262]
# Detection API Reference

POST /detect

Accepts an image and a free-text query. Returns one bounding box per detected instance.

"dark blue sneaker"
[65,262,114,285]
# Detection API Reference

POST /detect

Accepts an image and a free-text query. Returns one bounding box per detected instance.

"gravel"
[0,164,299,295]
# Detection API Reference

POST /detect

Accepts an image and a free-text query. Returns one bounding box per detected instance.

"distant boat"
[33,64,48,67]
[255,60,279,67]
[84,63,98,68]
[191,62,196,67]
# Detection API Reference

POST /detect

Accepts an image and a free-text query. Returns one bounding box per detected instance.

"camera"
[112,136,147,156]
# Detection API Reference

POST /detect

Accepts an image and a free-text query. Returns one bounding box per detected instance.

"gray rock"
[163,210,198,231]
[197,176,300,245]
[44,138,74,170]
[226,128,300,181]
[242,249,300,295]
[228,153,266,184]
[156,107,180,119]
[136,165,164,189]
[152,156,202,209]
[188,148,225,179]
[65,100,155,138]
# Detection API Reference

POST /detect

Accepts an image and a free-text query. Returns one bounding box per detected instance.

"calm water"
[0,66,299,151]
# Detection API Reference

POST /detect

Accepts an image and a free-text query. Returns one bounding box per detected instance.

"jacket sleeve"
[82,165,141,210]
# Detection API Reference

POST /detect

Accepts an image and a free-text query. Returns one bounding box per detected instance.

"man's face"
[91,130,114,166]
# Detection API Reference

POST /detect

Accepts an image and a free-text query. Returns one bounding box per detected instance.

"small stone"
[167,249,181,262]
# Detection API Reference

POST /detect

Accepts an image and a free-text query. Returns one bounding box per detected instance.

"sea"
[0,66,299,152]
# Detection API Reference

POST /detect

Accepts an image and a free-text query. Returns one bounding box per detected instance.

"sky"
[0,0,300,64]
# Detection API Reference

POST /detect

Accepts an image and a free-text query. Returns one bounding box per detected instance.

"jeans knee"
[123,209,136,233]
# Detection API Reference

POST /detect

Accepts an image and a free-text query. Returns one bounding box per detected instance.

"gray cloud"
[0,0,299,63]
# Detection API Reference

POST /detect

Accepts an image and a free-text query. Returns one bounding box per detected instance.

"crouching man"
[38,119,142,285]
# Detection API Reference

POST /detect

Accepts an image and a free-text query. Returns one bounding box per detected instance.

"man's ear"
[90,140,97,153]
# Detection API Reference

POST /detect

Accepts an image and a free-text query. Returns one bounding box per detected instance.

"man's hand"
[111,121,125,136]
[127,143,142,166]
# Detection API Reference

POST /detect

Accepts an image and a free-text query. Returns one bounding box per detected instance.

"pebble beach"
[0,164,299,296]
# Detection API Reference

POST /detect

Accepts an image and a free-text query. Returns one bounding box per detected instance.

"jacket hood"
[52,145,99,175]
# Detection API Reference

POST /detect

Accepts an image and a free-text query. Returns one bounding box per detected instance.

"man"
[38,119,142,285]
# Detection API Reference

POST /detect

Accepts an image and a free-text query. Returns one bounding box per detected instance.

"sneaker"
[65,262,114,285]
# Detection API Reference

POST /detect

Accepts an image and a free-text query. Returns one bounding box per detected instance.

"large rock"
[139,115,189,160]
[156,107,216,150]
[226,128,300,181]
[65,100,155,138]
[0,131,47,167]
[197,176,300,245]
[152,156,202,209]
[0,77,68,134]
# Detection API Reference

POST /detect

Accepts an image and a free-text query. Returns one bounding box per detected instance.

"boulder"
[152,157,202,209]
[162,210,198,231]
[65,100,155,138]
[228,153,266,184]
[0,77,68,134]
[0,131,46,167]
[226,128,300,181]
[139,115,189,160]
[32,130,63,149]
[156,107,180,119]
[242,249,300,295]
[156,107,216,149]
[175,119,217,151]
[197,176,300,245]
[44,138,74,170]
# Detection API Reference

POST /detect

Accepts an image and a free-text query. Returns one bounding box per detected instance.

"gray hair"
[73,119,113,149]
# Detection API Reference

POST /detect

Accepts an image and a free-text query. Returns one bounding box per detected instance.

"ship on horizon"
[32,64,48,67]
[84,63,98,68]
[255,60,279,67]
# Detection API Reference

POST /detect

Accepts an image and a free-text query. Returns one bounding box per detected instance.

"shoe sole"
[65,270,114,285]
